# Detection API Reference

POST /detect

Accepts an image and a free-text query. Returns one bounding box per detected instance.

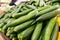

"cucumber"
[50,23,59,40]
[6,10,37,27]
[12,9,33,18]
[42,17,56,40]
[14,19,34,32]
[35,9,58,22]
[37,5,59,16]
[18,25,35,40]
[31,22,42,40]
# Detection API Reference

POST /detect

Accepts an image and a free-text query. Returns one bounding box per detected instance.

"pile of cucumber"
[0,0,60,40]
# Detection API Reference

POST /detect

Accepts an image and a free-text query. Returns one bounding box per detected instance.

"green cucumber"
[12,9,33,18]
[14,19,34,32]
[42,17,56,40]
[18,25,35,40]
[35,10,58,22]
[37,5,59,16]
[50,23,59,40]
[31,22,42,40]
[6,10,37,27]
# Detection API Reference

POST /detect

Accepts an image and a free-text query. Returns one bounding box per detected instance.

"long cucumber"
[35,9,58,22]
[18,25,35,40]
[50,23,59,40]
[42,17,56,40]
[12,9,33,18]
[31,22,42,40]
[37,5,59,16]
[6,10,37,27]
[14,19,34,32]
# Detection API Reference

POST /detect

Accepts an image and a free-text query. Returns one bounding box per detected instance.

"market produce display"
[0,0,60,40]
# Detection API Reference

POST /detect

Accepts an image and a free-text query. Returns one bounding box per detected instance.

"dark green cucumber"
[35,9,58,22]
[42,17,56,40]
[12,9,33,18]
[37,5,59,16]
[6,10,37,27]
[31,22,42,40]
[14,19,34,32]
[18,25,35,40]
[50,23,59,40]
